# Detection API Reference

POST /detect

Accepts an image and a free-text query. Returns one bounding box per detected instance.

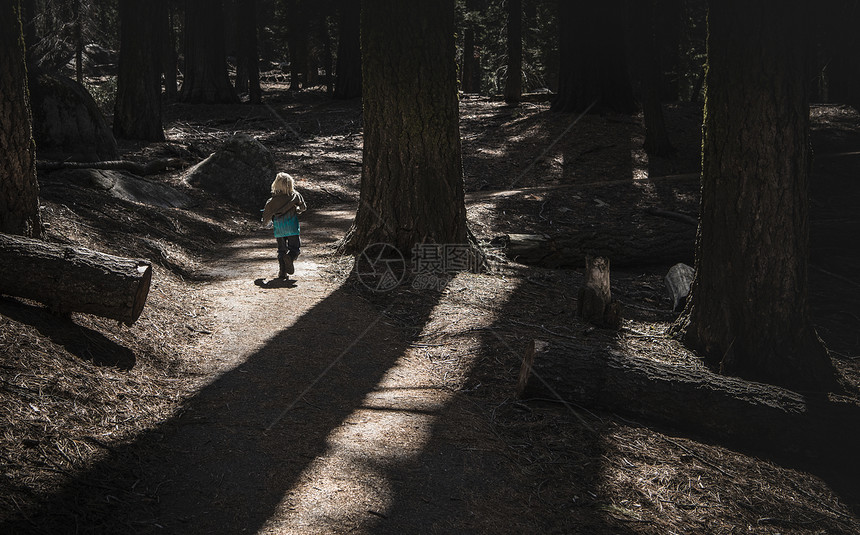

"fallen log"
[37,158,182,176]
[518,341,860,471]
[494,225,694,268]
[0,233,152,325]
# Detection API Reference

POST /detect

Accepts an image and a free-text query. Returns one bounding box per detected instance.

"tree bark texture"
[552,0,635,114]
[0,233,152,325]
[180,0,238,104]
[0,1,42,238]
[503,0,522,104]
[519,343,860,474]
[114,0,165,141]
[333,0,361,99]
[344,0,475,256]
[672,1,840,392]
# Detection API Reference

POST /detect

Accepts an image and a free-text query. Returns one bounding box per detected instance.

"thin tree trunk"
[287,0,308,91]
[333,0,360,99]
[630,0,674,156]
[163,2,178,99]
[654,0,681,101]
[504,0,522,103]
[73,0,83,84]
[321,10,333,95]
[0,1,42,238]
[671,0,840,392]
[235,0,261,102]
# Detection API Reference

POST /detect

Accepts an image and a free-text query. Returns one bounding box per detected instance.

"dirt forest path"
[110,206,524,534]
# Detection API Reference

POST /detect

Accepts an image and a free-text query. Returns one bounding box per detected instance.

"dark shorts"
[276,235,301,259]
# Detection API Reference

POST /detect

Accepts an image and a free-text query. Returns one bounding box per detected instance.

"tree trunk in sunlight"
[114,0,165,141]
[0,1,42,238]
[670,0,841,393]
[179,0,238,104]
[343,0,480,264]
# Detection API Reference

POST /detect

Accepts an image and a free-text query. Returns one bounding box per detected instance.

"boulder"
[181,133,276,212]
[28,71,118,162]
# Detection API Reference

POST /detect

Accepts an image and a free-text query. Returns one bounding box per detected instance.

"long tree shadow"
[359,269,641,534]
[3,281,445,534]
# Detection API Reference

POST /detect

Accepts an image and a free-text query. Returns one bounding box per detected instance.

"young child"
[261,172,307,279]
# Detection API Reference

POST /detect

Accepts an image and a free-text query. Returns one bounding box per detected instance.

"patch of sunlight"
[631,144,649,181]
[259,378,444,534]
[260,272,521,534]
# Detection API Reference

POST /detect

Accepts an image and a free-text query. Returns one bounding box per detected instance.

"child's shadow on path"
[254,277,297,289]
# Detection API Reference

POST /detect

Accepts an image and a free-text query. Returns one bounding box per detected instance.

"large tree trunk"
[333,0,361,99]
[0,233,152,325]
[113,0,165,141]
[552,0,635,114]
[0,1,42,239]
[518,342,860,476]
[671,1,840,392]
[503,0,522,104]
[179,0,238,104]
[343,0,478,259]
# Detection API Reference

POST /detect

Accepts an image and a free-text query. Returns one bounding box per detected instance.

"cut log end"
[129,263,153,325]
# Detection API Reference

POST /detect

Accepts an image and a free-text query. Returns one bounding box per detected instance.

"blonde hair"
[271,172,295,195]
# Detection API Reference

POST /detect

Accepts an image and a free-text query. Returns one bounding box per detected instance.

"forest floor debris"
[1,86,858,533]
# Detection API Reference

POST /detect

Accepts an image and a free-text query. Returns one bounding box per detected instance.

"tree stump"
[577,256,622,328]
[0,233,152,325]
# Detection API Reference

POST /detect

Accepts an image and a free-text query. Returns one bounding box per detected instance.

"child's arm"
[260,198,274,223]
[295,192,307,214]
